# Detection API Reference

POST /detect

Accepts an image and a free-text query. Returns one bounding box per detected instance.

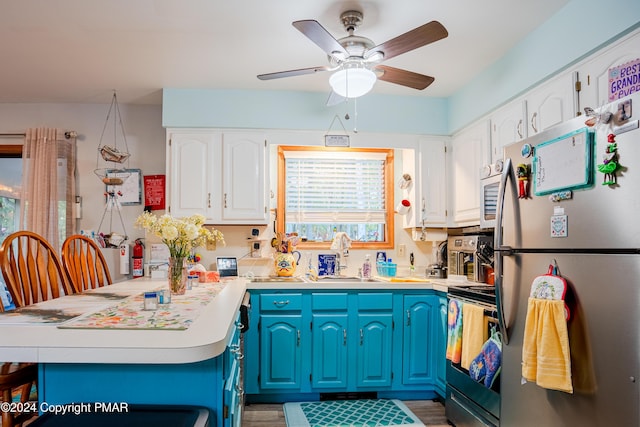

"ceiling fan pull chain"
[354,97,358,133]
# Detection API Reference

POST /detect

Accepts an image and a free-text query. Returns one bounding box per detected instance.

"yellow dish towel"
[522,298,573,393]
[461,303,487,370]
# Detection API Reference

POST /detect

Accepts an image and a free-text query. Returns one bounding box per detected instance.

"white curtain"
[21,128,76,249]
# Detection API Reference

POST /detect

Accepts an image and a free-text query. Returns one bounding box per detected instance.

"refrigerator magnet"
[550,207,568,238]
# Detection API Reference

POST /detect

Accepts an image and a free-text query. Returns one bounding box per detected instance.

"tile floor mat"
[283,399,425,427]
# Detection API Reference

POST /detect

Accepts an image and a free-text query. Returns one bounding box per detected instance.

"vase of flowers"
[135,212,224,295]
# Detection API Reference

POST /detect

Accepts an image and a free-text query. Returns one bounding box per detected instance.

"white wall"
[0,103,440,279]
[0,102,165,282]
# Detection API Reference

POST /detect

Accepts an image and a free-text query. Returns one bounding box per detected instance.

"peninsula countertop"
[0,277,247,364]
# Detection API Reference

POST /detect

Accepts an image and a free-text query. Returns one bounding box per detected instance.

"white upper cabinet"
[490,100,527,163]
[220,132,269,223]
[449,120,490,226]
[577,29,640,111]
[167,130,268,224]
[420,139,447,226]
[526,72,577,136]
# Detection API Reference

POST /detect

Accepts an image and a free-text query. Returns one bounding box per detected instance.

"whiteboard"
[533,128,593,195]
[106,168,142,205]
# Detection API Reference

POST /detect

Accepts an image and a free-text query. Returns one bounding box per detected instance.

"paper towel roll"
[119,243,130,274]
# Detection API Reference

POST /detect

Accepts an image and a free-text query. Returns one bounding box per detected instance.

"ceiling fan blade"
[257,66,331,80]
[292,20,348,58]
[366,21,448,62]
[375,65,435,90]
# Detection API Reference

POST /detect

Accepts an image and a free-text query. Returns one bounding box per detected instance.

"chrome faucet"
[335,249,349,276]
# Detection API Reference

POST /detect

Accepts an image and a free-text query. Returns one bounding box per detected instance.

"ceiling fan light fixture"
[329,66,376,98]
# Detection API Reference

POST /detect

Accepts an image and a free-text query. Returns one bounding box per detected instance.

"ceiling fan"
[257,10,448,103]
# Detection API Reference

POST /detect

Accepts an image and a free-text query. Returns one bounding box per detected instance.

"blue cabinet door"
[434,295,448,394]
[402,295,434,385]
[259,314,303,389]
[356,313,393,388]
[312,313,348,388]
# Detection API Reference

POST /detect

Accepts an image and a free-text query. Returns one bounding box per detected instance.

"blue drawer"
[260,293,303,311]
[357,293,393,310]
[312,293,348,310]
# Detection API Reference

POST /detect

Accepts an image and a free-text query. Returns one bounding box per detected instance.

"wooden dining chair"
[62,234,113,293]
[0,303,38,427]
[0,230,75,307]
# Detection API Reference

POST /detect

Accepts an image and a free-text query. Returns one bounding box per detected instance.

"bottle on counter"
[362,254,372,279]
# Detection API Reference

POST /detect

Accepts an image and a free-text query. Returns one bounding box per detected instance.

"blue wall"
[163,0,640,135]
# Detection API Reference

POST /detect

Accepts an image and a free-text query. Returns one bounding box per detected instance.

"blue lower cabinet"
[434,294,448,394]
[402,295,434,385]
[259,314,303,389]
[357,313,393,388]
[246,290,446,400]
[312,313,348,388]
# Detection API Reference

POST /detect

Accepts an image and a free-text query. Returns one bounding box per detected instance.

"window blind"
[284,152,386,224]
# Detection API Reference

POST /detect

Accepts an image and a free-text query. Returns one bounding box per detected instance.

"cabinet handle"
[224,193,228,208]
[297,330,301,347]
[517,119,523,139]
[272,300,290,307]
[207,192,211,208]
[343,329,347,346]
[531,112,538,133]
[406,309,411,326]
[359,329,364,346]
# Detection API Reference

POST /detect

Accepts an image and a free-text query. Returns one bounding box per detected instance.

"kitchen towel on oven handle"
[446,298,463,363]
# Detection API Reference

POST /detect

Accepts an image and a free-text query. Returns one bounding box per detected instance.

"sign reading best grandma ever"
[609,58,640,101]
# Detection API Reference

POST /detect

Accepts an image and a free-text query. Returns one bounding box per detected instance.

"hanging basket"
[99,145,130,163]
[94,168,131,185]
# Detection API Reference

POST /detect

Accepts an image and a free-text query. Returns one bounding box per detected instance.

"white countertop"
[0,277,247,365]
[245,276,474,293]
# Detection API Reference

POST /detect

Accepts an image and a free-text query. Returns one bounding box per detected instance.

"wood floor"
[242,399,450,427]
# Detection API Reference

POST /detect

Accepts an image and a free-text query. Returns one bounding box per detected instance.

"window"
[277,146,394,249]
[0,145,22,309]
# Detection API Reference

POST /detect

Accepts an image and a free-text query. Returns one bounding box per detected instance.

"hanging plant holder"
[94,91,132,179]
[94,90,132,238]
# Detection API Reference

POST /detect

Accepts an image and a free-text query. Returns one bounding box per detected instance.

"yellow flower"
[135,212,224,258]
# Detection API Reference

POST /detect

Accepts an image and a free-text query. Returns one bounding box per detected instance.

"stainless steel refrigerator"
[494,93,639,426]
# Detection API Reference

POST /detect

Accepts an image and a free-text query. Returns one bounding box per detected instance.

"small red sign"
[143,175,166,210]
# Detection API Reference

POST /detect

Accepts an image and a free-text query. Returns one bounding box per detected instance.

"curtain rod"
[0,131,77,139]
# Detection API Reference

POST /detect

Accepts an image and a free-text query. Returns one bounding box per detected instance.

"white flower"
[135,212,224,258]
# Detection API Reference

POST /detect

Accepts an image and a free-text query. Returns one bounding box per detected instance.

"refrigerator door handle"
[494,157,514,344]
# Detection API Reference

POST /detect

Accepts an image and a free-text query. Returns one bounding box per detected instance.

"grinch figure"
[597,134,621,186]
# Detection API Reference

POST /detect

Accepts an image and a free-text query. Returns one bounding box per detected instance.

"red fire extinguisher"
[132,238,144,278]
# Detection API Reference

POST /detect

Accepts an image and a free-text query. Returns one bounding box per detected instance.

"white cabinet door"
[167,130,268,224]
[168,131,219,220]
[450,121,490,225]
[490,100,526,162]
[578,30,640,110]
[420,139,447,226]
[221,132,268,223]
[526,72,576,136]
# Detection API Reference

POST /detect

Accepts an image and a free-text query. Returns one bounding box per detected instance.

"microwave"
[479,160,503,230]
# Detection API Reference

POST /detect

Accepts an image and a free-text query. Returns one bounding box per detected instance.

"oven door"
[445,302,500,426]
